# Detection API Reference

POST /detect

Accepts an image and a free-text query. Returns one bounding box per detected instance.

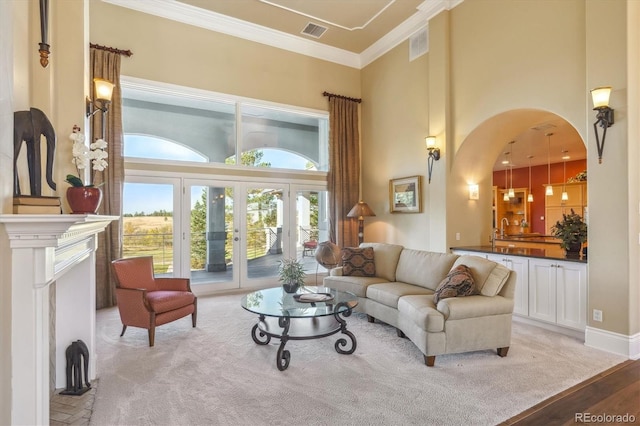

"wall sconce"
[86,78,115,139]
[347,200,376,245]
[468,184,479,200]
[590,86,614,164]
[425,136,440,184]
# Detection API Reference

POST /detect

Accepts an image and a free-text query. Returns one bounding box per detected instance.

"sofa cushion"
[397,295,445,332]
[360,242,404,281]
[323,275,388,298]
[395,249,459,290]
[341,247,376,276]
[481,263,511,297]
[366,282,433,309]
[433,264,478,304]
[451,255,510,297]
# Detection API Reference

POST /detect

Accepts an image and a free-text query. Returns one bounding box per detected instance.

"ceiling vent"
[301,22,328,39]
[409,26,428,61]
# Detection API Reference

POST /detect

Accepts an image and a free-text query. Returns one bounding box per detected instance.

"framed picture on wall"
[389,175,422,213]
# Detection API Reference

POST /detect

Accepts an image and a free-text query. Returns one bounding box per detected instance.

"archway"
[449,108,586,245]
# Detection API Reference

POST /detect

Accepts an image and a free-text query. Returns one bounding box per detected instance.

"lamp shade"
[425,136,436,148]
[314,241,341,270]
[94,78,115,102]
[590,86,612,109]
[347,201,376,219]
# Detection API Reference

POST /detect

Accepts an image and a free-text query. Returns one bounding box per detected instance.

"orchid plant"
[65,125,108,187]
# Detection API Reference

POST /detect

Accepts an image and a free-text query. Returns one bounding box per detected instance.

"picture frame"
[389,175,422,213]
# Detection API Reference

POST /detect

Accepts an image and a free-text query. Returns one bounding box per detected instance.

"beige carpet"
[90,293,625,426]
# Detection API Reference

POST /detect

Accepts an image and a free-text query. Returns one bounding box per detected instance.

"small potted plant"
[278,257,306,293]
[551,209,587,258]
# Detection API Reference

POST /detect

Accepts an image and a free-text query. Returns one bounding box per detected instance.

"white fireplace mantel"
[0,214,118,426]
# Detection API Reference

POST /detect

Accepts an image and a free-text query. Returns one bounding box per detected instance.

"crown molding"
[360,0,462,67]
[102,0,463,70]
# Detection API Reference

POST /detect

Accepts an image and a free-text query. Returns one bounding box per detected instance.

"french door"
[123,176,327,294]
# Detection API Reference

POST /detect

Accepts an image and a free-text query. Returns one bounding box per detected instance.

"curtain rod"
[322,91,362,103]
[90,43,133,57]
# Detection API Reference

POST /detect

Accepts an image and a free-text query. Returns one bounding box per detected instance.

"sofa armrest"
[437,295,514,320]
[330,267,343,276]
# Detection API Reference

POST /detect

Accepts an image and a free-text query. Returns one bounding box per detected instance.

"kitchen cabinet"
[528,258,587,330]
[486,254,529,316]
[544,182,587,235]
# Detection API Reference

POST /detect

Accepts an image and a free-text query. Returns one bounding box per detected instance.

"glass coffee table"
[241,286,358,371]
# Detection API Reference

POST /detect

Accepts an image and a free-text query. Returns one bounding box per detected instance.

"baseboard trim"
[513,315,585,341]
[584,326,640,359]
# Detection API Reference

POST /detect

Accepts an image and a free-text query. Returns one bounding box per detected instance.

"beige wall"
[360,0,638,338]
[89,1,360,111]
[360,40,430,248]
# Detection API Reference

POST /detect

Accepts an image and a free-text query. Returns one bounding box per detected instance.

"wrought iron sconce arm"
[427,147,440,184]
[593,106,614,164]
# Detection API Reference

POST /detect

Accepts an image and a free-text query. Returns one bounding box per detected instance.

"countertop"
[451,245,587,263]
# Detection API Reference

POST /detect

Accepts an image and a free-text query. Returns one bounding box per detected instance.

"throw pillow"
[341,247,376,277]
[433,264,478,304]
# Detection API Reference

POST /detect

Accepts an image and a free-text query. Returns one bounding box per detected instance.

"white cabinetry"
[528,258,587,330]
[486,254,529,316]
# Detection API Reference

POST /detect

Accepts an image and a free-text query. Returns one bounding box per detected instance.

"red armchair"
[111,256,197,346]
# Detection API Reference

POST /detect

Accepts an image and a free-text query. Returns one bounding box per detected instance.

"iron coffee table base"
[250,302,357,371]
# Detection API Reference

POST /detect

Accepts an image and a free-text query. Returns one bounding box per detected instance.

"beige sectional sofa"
[323,243,516,366]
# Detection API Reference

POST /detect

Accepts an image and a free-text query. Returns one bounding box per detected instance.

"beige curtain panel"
[327,95,360,249]
[90,47,124,309]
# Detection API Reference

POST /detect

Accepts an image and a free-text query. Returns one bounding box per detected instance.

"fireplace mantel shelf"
[0,214,119,248]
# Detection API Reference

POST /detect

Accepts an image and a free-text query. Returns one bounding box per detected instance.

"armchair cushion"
[341,247,376,277]
[146,291,196,314]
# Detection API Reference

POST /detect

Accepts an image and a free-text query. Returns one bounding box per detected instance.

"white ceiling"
[105,0,587,170]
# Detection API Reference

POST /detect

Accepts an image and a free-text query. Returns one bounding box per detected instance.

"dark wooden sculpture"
[13,108,57,196]
[61,340,91,395]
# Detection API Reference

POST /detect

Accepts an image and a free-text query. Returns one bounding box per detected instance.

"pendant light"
[503,166,509,201]
[545,133,554,196]
[561,150,569,201]
[508,141,515,198]
[527,155,534,202]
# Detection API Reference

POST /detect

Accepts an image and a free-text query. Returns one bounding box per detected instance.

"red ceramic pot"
[66,187,102,214]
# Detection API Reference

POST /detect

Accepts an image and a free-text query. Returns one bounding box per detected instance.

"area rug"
[90,293,625,426]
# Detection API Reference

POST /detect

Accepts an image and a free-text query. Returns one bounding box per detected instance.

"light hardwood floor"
[50,380,97,426]
[502,359,640,425]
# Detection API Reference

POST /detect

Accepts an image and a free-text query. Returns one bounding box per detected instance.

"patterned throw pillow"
[433,264,478,304]
[341,247,376,277]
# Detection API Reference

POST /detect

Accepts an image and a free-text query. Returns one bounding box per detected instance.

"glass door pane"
[122,181,178,277]
[244,185,286,286]
[296,188,330,281]
[187,183,238,290]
